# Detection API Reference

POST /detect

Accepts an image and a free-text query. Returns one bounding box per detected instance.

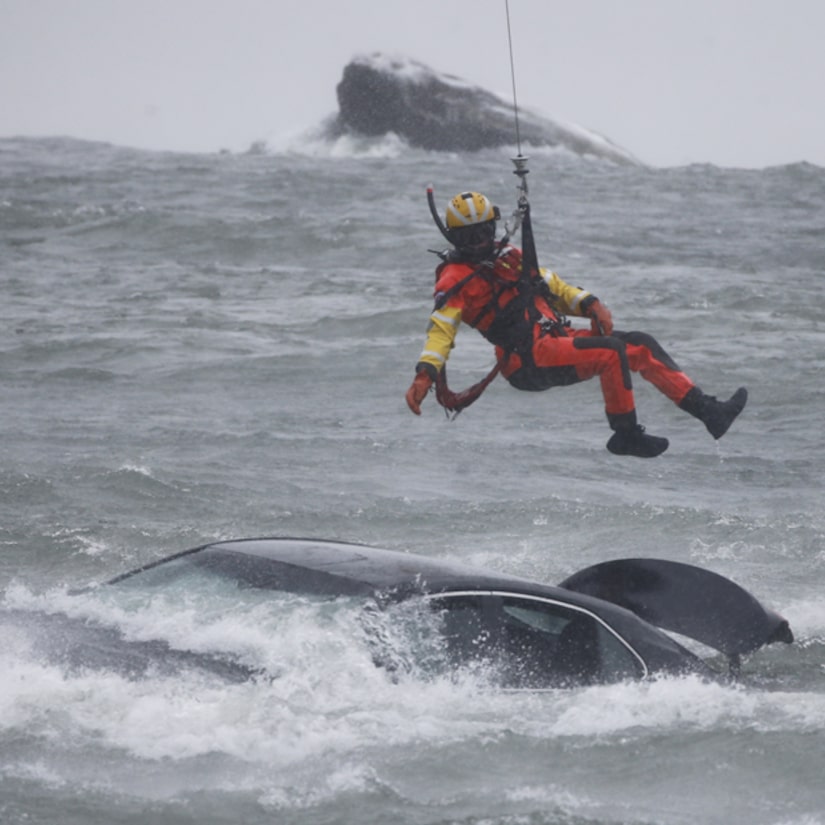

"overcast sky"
[2,0,823,168]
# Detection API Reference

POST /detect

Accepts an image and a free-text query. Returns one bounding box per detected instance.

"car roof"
[191,538,631,615]
[211,536,529,593]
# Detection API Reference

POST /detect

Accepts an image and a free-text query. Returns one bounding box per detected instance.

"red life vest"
[434,246,568,359]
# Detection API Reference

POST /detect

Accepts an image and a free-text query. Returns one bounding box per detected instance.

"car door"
[426,591,647,687]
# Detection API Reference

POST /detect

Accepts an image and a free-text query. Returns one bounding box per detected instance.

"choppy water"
[1,134,824,825]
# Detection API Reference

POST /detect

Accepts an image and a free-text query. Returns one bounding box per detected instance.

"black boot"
[606,411,669,458]
[679,387,748,439]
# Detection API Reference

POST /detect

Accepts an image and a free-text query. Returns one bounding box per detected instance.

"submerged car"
[96,537,793,687]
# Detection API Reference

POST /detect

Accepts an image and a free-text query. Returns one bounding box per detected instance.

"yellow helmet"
[444,192,500,260]
[445,192,500,228]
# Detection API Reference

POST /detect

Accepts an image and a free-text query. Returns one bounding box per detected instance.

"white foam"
[784,597,825,638]
[3,637,823,782]
[0,759,67,788]
[258,762,378,809]
[535,675,825,737]
[281,129,411,160]
[4,576,824,785]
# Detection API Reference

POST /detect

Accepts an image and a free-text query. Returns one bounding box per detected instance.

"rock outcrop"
[328,53,637,164]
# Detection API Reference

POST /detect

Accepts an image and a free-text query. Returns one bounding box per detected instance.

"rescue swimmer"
[405,190,748,458]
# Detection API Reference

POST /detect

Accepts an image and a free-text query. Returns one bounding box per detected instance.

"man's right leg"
[507,333,669,458]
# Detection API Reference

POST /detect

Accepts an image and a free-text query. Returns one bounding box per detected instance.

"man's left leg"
[615,331,747,439]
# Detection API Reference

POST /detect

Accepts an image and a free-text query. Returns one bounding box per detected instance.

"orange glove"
[405,371,433,415]
[587,299,613,335]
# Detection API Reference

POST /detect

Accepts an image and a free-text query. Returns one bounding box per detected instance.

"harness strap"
[572,335,633,390]
[435,364,501,419]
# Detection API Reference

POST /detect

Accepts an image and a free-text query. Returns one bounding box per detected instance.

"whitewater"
[1,134,824,825]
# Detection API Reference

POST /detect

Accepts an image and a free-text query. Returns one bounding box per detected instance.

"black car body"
[99,537,793,687]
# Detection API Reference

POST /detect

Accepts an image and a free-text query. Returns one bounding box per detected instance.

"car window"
[502,596,644,685]
[427,593,644,687]
[436,594,500,664]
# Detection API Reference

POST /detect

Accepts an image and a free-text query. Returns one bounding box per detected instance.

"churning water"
[1,135,824,824]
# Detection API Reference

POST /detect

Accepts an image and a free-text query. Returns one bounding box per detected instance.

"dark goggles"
[447,220,497,255]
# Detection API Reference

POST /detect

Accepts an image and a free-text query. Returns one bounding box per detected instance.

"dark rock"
[328,53,638,164]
